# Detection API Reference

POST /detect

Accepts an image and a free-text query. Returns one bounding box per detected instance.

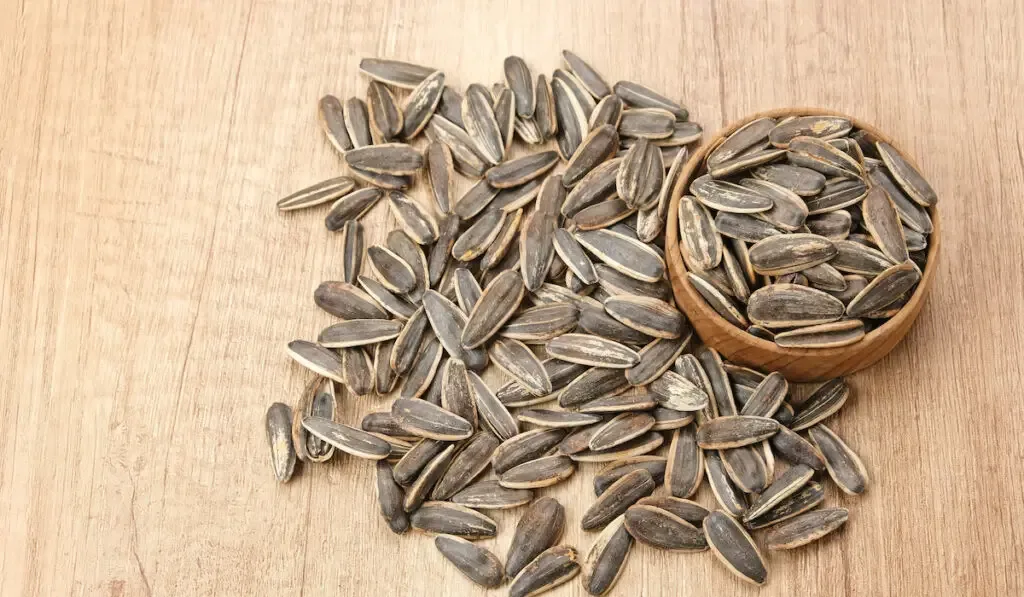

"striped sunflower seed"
[509,545,580,597]
[808,424,869,495]
[337,221,364,283]
[277,176,356,211]
[665,424,703,498]
[830,239,896,275]
[862,185,909,262]
[520,210,558,292]
[492,430,566,477]
[594,456,666,495]
[688,272,748,327]
[569,431,664,463]
[427,216,459,287]
[490,180,542,214]
[775,319,866,348]
[453,268,482,314]
[440,358,477,428]
[805,178,868,214]
[422,290,489,370]
[286,339,344,383]
[376,461,410,534]
[582,469,656,531]
[637,496,709,526]
[359,275,418,320]
[708,118,775,166]
[343,97,372,148]
[763,507,849,550]
[341,346,374,396]
[562,50,611,99]
[576,229,666,283]
[318,95,353,154]
[769,425,826,471]
[739,371,789,417]
[435,534,505,588]
[324,187,384,231]
[391,397,473,441]
[410,501,497,539]
[743,464,815,522]
[431,431,500,500]
[393,438,449,486]
[553,68,597,120]
[486,150,560,189]
[704,510,768,585]
[588,413,656,452]
[350,166,413,190]
[366,245,416,294]
[552,76,587,160]
[425,141,455,214]
[480,208,524,270]
[558,367,630,409]
[618,108,674,140]
[704,451,747,516]
[452,209,505,262]
[462,269,525,348]
[493,88,516,153]
[651,406,694,431]
[625,336,690,386]
[451,479,534,510]
[387,229,427,300]
[500,303,579,343]
[768,115,851,148]
[563,158,621,217]
[747,283,845,328]
[401,70,445,139]
[519,409,602,429]
[302,416,391,460]
[696,416,779,449]
[595,263,671,301]
[490,338,553,396]
[366,81,403,141]
[454,179,500,219]
[748,233,837,275]
[318,319,403,348]
[532,74,557,141]
[578,302,655,345]
[876,141,937,206]
[564,125,619,187]
[617,137,663,209]
[623,505,707,552]
[292,377,336,463]
[752,163,827,196]
[462,83,504,165]
[649,371,710,412]
[546,333,640,368]
[720,444,769,493]
[677,195,724,270]
[690,175,773,213]
[358,58,434,88]
[266,403,296,483]
[503,55,535,118]
[713,211,784,243]
[867,166,933,233]
[745,481,825,530]
[404,444,457,512]
[466,369,518,440]
[399,335,442,398]
[499,455,576,489]
[603,295,686,339]
[389,191,438,244]
[806,210,853,239]
[426,115,488,178]
[506,496,566,579]
[846,261,921,317]
[582,514,632,596]
[558,423,604,456]
[613,80,687,120]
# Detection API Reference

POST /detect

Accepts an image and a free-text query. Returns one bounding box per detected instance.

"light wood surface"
[666,107,941,382]
[3,1,1022,596]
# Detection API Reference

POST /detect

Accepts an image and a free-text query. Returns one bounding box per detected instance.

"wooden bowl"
[665,107,940,382]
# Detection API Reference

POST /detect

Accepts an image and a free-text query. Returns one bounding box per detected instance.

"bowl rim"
[665,106,941,358]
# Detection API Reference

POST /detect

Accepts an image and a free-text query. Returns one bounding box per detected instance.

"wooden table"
[3,1,1022,595]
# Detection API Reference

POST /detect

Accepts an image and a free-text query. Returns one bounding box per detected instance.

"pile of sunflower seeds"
[678,115,935,347]
[266,52,867,594]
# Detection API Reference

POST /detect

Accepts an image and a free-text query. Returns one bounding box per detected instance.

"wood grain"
[666,107,941,382]
[2,1,1023,596]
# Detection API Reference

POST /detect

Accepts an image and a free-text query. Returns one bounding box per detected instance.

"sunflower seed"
[696,416,779,449]
[316,319,402,349]
[588,94,624,130]
[648,371,709,412]
[769,426,825,472]
[431,431,500,500]
[411,501,497,539]
[704,510,768,585]
[867,166,932,233]
[640,497,710,529]
[545,333,638,368]
[624,336,688,386]
[552,77,587,160]
[562,159,620,217]
[433,360,477,431]
[426,115,488,177]
[767,115,851,148]
[805,210,853,240]
[520,210,558,292]
[603,295,685,340]
[449,480,532,513]
[687,272,747,327]
[465,370,518,440]
[745,481,824,530]
[747,233,837,275]
[617,137,663,209]
[389,191,439,244]
[324,187,383,231]
[570,431,664,462]
[589,454,666,494]
[374,461,411,533]
[447,269,479,316]
[403,444,457,511]
[618,108,674,140]
[613,81,687,120]
[699,452,745,518]
[285,340,343,383]
[500,455,576,489]
[293,378,336,463]
[399,70,445,139]
[358,58,434,89]
[588,413,656,452]
[651,407,694,431]
[558,367,630,409]
[764,507,849,551]
[527,73,555,139]
[391,438,448,486]
[876,141,936,206]
[576,229,666,283]
[846,261,920,318]
[676,195,724,270]
[499,360,587,409]
[707,118,775,166]
[655,424,702,499]
[423,290,489,370]
[808,424,869,494]
[486,432,561,479]
[318,95,353,154]
[859,185,910,263]
[339,346,372,395]
[460,269,525,348]
[349,169,412,191]
[503,498,566,580]
[490,180,543,215]
[748,164,825,197]
[359,276,417,320]
[492,88,516,153]
[690,175,773,214]
[581,514,632,596]
[500,303,578,343]
[491,338,553,396]
[624,505,707,551]
[277,176,356,212]
[519,409,603,429]
[582,469,656,531]
[343,97,372,148]
[736,372,788,418]
[557,423,604,455]
[563,125,619,188]
[578,303,653,345]
[303,416,391,460]
[746,283,846,329]
[265,403,296,483]
[553,68,597,117]
[509,545,580,597]
[461,83,504,165]
[774,319,865,348]
[829,239,896,275]
[595,264,671,300]
[366,81,403,141]
[452,209,505,262]
[434,534,505,587]
[743,464,815,522]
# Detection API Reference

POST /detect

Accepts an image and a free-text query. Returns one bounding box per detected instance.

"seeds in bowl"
[679,114,934,347]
